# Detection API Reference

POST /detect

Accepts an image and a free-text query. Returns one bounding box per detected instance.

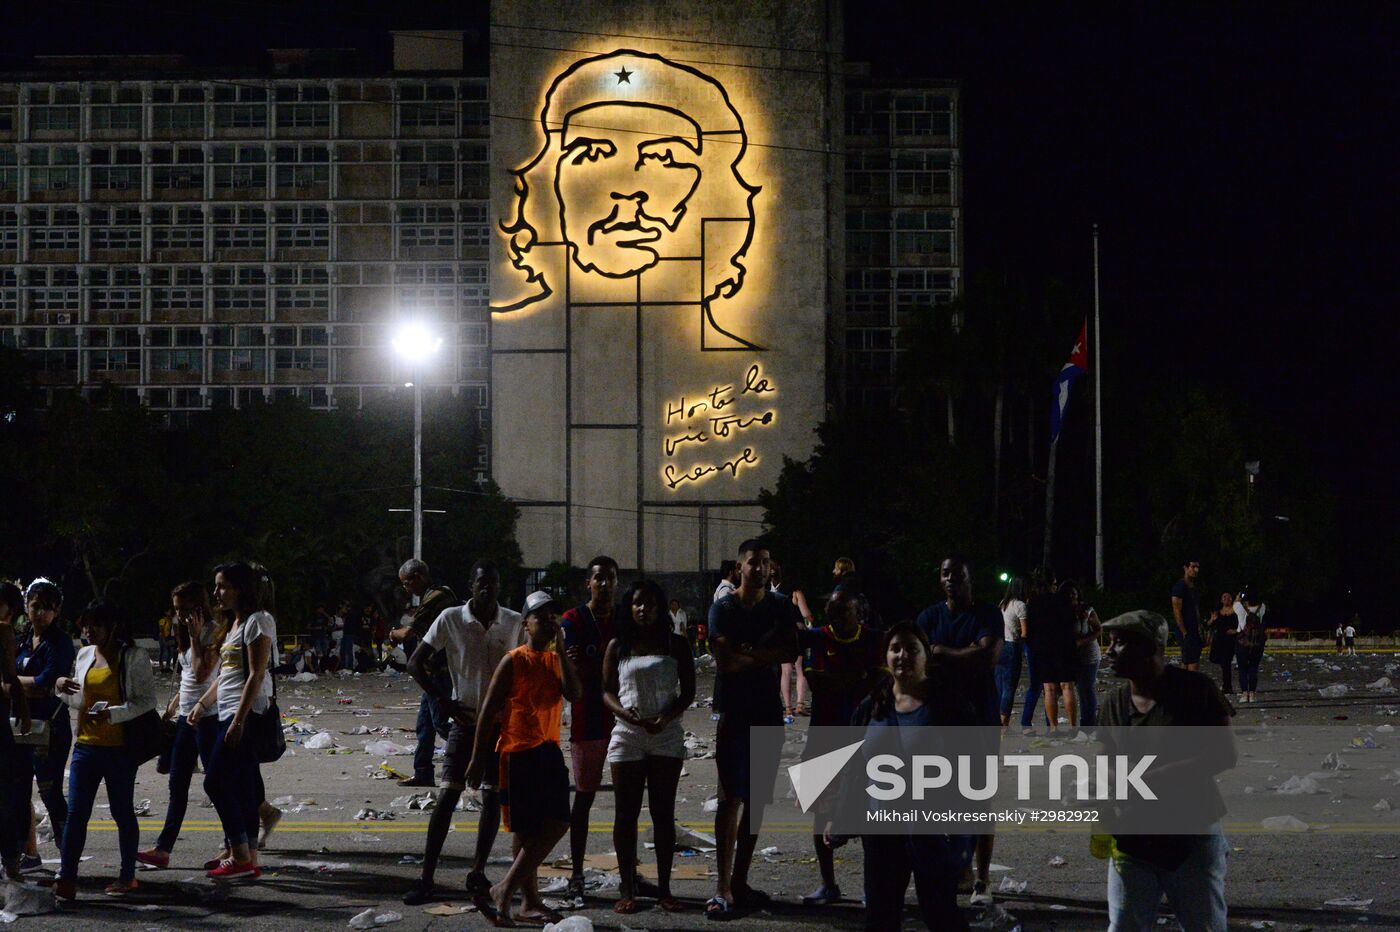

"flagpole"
[1092,224,1105,589]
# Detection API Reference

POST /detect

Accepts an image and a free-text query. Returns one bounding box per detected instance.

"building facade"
[0,36,489,443]
[843,76,961,408]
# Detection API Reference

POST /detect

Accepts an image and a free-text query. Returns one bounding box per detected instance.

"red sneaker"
[135,848,170,869]
[105,878,139,897]
[207,860,260,880]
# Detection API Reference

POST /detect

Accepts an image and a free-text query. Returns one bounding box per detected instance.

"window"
[89,207,143,251]
[893,209,953,260]
[151,267,204,313]
[212,145,268,189]
[28,146,79,192]
[845,208,891,264]
[212,205,268,249]
[90,267,142,314]
[399,143,454,191]
[90,146,142,191]
[30,106,78,132]
[399,205,454,248]
[213,85,267,129]
[460,202,488,247]
[400,83,456,128]
[91,86,143,131]
[150,349,202,373]
[274,144,330,190]
[460,264,487,319]
[27,267,80,315]
[0,148,17,194]
[0,269,17,318]
[461,141,488,192]
[89,349,140,372]
[275,85,330,128]
[274,347,328,370]
[460,81,488,130]
[845,150,887,199]
[273,266,329,315]
[151,146,205,190]
[150,207,205,251]
[894,269,956,312]
[846,269,893,328]
[892,93,953,138]
[152,85,205,131]
[893,150,952,198]
[27,207,80,250]
[213,267,267,313]
[274,205,330,248]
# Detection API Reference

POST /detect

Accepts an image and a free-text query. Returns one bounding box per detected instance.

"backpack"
[1238,611,1266,651]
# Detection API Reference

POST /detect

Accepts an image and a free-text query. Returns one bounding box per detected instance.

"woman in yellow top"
[466,591,581,927]
[52,600,156,899]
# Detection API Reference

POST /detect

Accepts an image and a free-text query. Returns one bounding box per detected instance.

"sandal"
[613,898,642,914]
[659,895,685,912]
[705,895,736,920]
[514,907,563,924]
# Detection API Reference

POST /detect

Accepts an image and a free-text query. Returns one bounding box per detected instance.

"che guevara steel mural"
[494,49,763,352]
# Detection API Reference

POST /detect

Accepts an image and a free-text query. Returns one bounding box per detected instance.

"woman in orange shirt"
[467,591,581,927]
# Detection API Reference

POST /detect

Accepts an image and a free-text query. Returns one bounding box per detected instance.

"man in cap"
[467,591,581,926]
[1098,610,1235,931]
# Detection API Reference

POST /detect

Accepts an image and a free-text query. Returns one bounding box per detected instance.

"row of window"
[23,82,485,105]
[1,143,488,193]
[14,347,490,375]
[0,262,487,284]
[39,383,490,413]
[846,91,956,139]
[846,149,955,199]
[8,323,487,349]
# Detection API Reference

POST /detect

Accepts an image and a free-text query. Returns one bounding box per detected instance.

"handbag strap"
[239,621,278,702]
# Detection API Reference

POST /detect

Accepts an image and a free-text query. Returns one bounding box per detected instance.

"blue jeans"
[994,639,1023,720]
[340,632,357,670]
[1236,647,1263,693]
[25,711,72,846]
[1076,654,1100,727]
[156,716,218,852]
[203,717,260,851]
[414,692,451,782]
[1020,643,1045,729]
[62,744,139,882]
[1108,831,1228,931]
[861,834,972,931]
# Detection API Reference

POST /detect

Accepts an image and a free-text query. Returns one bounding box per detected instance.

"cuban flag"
[1050,319,1088,443]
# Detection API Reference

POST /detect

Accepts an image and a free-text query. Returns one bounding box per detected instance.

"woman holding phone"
[52,599,156,899]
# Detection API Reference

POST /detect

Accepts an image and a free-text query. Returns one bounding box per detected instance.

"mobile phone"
[88,701,109,713]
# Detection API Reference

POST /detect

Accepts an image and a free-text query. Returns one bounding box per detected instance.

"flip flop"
[473,890,514,928]
[514,907,563,924]
[705,895,736,920]
[613,898,642,915]
[659,896,685,913]
[735,886,773,908]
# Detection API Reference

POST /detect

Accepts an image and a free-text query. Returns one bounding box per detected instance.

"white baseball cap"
[523,591,563,617]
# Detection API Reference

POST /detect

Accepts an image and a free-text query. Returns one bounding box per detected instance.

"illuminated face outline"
[496,49,761,350]
[556,103,704,278]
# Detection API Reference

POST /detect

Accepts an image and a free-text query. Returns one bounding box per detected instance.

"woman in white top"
[53,599,157,899]
[190,562,273,879]
[602,580,696,915]
[995,577,1028,727]
[137,581,221,868]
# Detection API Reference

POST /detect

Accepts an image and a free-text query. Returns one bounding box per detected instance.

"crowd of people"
[0,546,1265,929]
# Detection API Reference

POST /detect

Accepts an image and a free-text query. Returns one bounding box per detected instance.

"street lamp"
[392,320,443,560]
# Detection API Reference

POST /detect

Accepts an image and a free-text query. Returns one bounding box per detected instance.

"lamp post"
[392,321,443,560]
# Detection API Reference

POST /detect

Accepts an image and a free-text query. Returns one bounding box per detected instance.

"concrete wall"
[491,0,836,573]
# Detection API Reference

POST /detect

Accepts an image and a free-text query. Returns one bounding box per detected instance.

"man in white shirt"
[713,560,740,605]
[670,599,689,638]
[403,561,525,906]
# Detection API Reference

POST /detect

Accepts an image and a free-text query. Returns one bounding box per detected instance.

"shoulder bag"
[241,626,286,763]
[118,647,168,766]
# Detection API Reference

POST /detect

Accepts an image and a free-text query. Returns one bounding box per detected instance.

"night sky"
[6,1,1397,601]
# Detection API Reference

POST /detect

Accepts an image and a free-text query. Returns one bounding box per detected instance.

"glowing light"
[392,321,443,365]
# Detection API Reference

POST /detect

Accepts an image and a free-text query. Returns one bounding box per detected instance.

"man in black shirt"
[1170,558,1203,671]
[705,539,798,919]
